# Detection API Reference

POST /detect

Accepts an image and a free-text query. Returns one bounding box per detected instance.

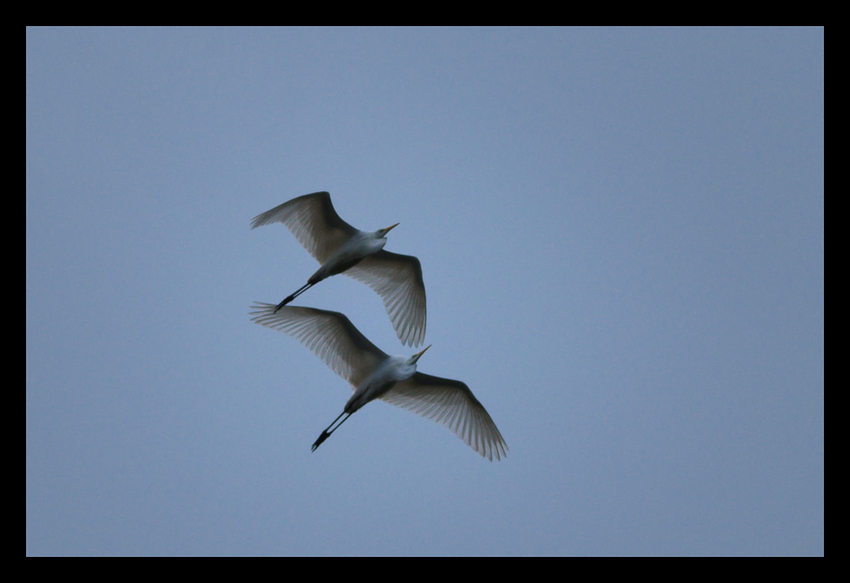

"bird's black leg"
[275,283,313,312]
[311,411,352,452]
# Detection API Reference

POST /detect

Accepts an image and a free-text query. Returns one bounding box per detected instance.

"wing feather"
[346,250,427,347]
[380,372,508,461]
[250,303,386,388]
[250,192,358,263]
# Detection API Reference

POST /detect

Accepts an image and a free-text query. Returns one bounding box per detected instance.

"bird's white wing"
[345,250,426,347]
[381,372,508,461]
[250,303,387,388]
[250,192,358,264]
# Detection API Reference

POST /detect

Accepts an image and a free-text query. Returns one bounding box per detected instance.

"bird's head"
[376,222,399,237]
[410,344,431,365]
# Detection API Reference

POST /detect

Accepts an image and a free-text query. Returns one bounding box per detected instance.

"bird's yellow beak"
[413,345,431,360]
[384,222,399,233]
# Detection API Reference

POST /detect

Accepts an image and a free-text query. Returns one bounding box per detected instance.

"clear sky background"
[26,28,823,556]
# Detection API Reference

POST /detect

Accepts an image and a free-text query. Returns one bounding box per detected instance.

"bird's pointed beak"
[384,222,400,233]
[412,345,431,362]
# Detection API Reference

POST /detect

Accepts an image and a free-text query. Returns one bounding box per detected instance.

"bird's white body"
[346,353,421,414]
[309,229,388,285]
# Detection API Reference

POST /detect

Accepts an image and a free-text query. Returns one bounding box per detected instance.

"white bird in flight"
[251,192,426,347]
[250,302,507,461]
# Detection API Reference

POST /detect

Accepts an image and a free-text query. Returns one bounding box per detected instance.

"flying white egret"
[251,192,426,347]
[250,302,507,461]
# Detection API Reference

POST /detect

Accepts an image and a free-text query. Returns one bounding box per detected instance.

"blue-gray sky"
[26,27,823,556]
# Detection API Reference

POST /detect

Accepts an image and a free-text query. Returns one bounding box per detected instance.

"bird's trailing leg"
[275,282,314,312]
[311,411,352,452]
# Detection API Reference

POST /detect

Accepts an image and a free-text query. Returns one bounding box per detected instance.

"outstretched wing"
[345,250,426,347]
[250,303,386,388]
[251,192,358,264]
[381,372,508,461]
